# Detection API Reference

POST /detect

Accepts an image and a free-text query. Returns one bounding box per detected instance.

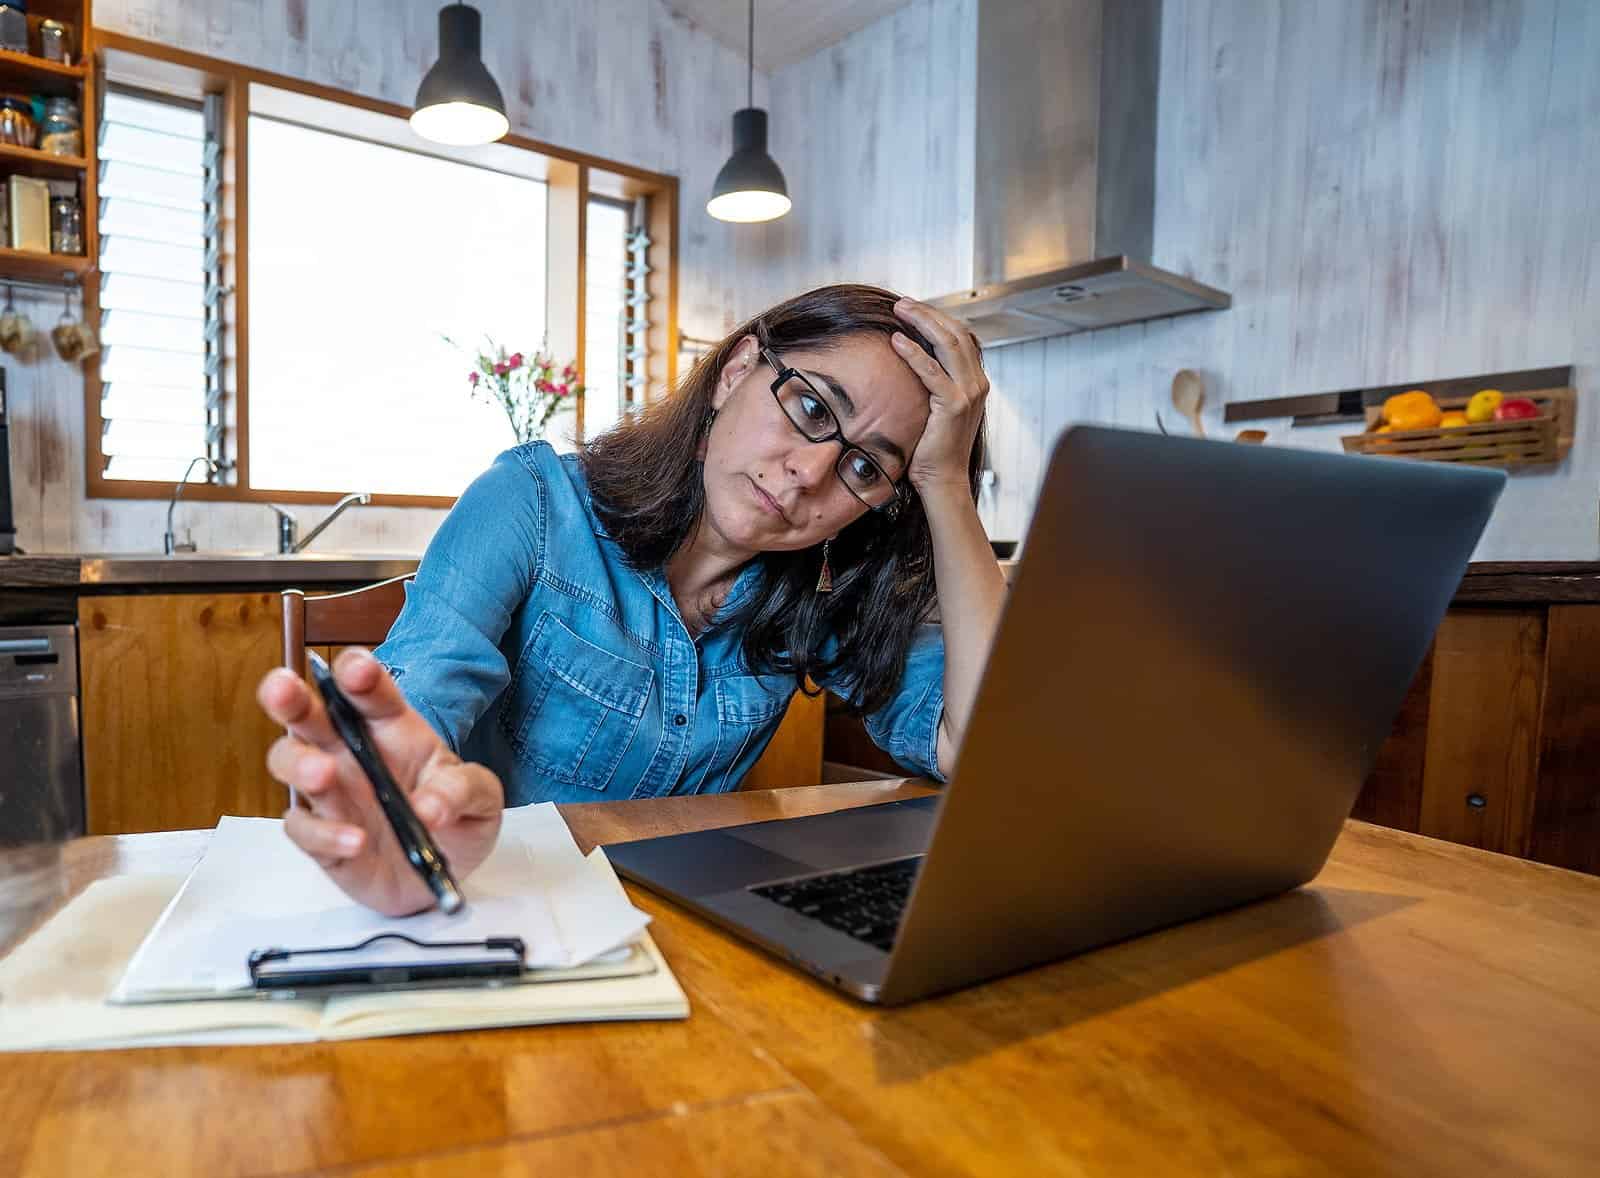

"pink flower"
[468,371,479,387]
[555,382,570,397]
[509,352,523,369]
[494,362,509,376]
[535,377,551,393]
[562,364,577,380]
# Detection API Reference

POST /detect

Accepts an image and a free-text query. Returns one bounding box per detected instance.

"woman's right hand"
[257,647,505,916]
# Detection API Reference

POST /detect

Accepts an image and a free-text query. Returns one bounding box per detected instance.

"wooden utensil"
[1172,369,1206,437]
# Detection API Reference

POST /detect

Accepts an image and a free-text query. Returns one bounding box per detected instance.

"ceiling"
[662,0,916,71]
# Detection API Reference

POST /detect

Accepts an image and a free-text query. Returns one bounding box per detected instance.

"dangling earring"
[815,538,834,593]
[704,407,718,433]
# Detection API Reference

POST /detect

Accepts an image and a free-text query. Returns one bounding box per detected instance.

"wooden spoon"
[1171,369,1206,437]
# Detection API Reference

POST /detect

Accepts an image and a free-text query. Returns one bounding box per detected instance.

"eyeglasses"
[760,345,905,512]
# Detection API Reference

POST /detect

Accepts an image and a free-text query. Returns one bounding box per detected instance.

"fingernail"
[338,829,363,853]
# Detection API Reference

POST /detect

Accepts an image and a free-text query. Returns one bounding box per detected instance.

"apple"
[1493,398,1540,422]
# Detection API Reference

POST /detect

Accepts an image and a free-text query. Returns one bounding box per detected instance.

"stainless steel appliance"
[926,0,1231,344]
[0,625,84,845]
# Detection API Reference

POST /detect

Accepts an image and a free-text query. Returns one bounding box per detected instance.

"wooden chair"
[279,573,821,788]
[281,574,414,676]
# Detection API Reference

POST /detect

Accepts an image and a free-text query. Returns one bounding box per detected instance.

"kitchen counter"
[0,551,420,589]
[997,557,1600,603]
[1452,561,1600,604]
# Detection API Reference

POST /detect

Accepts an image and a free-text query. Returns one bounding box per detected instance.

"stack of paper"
[0,804,688,1051]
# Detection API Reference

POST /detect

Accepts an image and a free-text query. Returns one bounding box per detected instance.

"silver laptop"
[607,426,1504,1004]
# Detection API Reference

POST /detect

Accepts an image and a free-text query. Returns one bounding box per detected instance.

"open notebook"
[0,806,688,1051]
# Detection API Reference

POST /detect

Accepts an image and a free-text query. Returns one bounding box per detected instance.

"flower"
[449,334,578,445]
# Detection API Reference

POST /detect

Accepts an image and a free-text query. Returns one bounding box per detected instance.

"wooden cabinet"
[79,591,287,834]
[79,590,825,834]
[1355,603,1600,874]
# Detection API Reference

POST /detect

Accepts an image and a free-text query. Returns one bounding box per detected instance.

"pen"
[306,650,465,915]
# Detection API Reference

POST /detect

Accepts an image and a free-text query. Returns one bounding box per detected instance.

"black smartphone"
[306,650,464,914]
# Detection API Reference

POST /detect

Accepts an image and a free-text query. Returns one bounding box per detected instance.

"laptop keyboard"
[751,856,923,952]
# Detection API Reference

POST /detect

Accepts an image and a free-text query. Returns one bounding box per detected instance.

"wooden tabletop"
[5,781,1599,1177]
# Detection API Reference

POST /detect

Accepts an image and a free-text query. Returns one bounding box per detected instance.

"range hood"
[928,0,1229,346]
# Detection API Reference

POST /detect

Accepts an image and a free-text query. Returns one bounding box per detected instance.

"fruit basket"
[1342,384,1575,468]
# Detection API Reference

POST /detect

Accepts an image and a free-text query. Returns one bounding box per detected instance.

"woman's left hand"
[891,297,990,494]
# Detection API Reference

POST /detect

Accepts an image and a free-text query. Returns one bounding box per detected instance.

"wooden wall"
[741,0,1600,562]
[7,0,759,554]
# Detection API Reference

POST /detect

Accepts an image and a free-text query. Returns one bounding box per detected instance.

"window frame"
[87,31,679,508]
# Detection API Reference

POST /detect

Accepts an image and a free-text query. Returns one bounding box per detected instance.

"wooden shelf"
[1340,365,1577,469]
[0,48,87,99]
[0,45,86,81]
[0,141,88,180]
[0,245,91,284]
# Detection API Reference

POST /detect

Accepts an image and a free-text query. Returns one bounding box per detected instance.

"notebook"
[0,805,688,1051]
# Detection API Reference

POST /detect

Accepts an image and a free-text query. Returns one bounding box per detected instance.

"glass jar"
[38,19,70,64]
[0,3,26,56]
[39,97,80,157]
[0,95,35,147]
[49,193,81,254]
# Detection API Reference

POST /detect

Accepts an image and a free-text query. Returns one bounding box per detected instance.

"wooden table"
[5,781,1599,1177]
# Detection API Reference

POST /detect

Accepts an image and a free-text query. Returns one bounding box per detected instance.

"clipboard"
[248,932,527,997]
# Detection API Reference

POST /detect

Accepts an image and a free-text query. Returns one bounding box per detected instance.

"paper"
[0,850,687,1052]
[112,803,651,1002]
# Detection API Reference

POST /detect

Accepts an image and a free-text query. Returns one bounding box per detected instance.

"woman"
[256,285,1006,915]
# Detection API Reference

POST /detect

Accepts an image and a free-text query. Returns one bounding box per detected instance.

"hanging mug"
[0,285,32,355]
[51,282,90,362]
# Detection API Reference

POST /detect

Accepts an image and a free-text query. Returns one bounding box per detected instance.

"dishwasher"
[0,624,85,845]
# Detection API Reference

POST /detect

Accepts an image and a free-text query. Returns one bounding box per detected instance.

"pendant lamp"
[410,3,510,146]
[707,0,791,223]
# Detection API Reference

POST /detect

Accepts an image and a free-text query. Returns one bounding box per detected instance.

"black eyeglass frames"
[759,345,904,512]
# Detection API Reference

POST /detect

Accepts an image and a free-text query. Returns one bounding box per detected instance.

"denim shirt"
[374,443,947,805]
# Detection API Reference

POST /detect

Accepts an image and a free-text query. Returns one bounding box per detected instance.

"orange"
[1439,411,1469,428]
[1382,390,1442,431]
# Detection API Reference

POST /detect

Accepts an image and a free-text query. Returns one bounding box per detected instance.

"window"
[90,34,677,506]
[97,89,221,484]
[247,115,547,497]
[582,196,651,440]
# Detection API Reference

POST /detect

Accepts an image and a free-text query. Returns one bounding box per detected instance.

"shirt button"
[674,713,687,726]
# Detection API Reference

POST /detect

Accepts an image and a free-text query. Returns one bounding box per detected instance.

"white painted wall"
[739,0,1600,560]
[8,0,761,555]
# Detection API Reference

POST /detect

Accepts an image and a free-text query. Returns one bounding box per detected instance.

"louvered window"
[97,89,224,484]
[583,196,650,440]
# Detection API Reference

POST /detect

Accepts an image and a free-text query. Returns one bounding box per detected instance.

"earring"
[815,539,834,593]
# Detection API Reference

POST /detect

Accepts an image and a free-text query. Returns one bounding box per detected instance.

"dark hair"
[580,283,986,714]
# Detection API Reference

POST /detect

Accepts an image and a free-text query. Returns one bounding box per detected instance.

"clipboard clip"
[248,931,527,995]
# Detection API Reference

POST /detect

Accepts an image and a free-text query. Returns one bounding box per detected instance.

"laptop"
[607,426,1505,1005]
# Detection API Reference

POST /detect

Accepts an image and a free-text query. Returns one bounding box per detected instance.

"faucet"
[268,492,372,554]
[163,456,220,555]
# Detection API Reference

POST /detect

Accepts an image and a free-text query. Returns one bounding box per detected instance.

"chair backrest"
[281,574,413,674]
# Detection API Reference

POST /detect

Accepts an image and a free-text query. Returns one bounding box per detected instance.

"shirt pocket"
[709,677,792,792]
[501,612,654,792]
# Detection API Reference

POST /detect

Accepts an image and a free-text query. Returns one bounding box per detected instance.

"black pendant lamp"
[707,0,791,223]
[410,3,510,146]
